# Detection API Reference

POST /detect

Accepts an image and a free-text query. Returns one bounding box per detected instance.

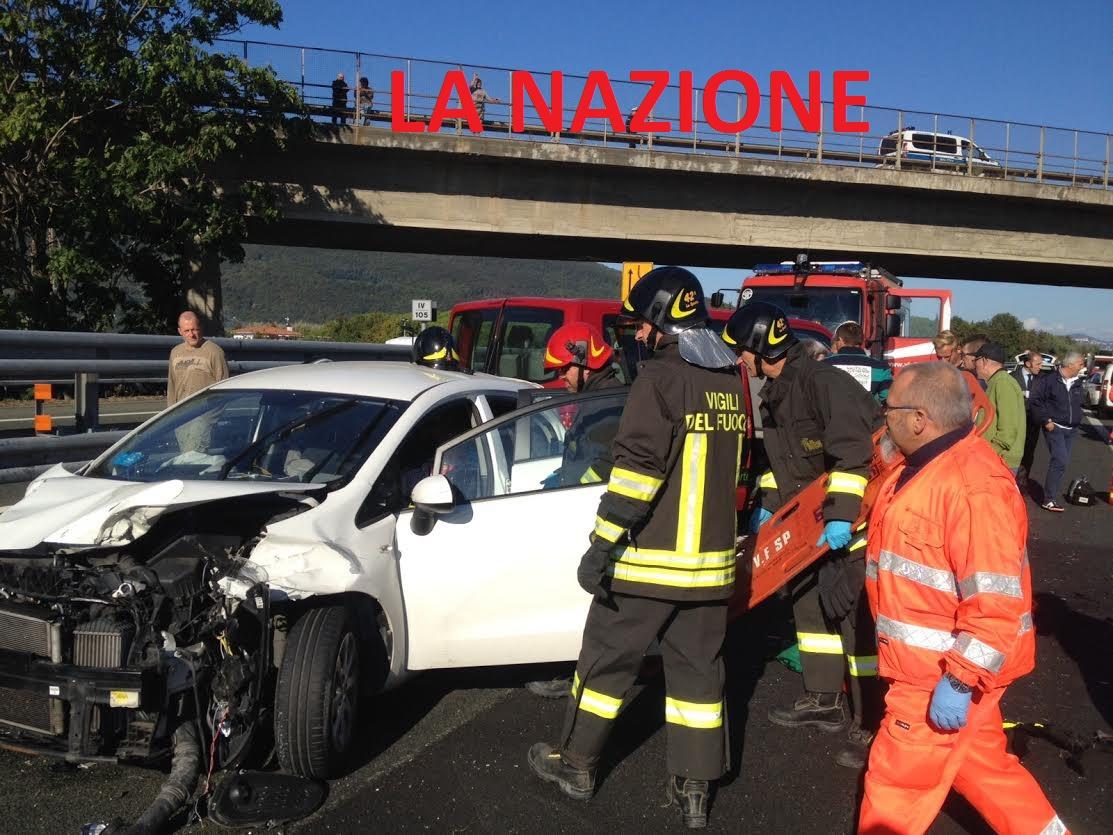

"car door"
[394,388,629,670]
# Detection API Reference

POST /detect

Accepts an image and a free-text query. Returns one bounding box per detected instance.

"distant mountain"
[1067,332,1113,349]
[221,246,622,324]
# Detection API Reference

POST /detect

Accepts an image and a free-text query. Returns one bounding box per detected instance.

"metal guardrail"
[0,432,127,477]
[213,38,1112,191]
[0,329,411,433]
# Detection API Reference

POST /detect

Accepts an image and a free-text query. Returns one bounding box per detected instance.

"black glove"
[817,554,866,621]
[578,539,613,602]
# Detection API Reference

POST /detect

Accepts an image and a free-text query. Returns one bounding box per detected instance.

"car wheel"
[275,605,362,778]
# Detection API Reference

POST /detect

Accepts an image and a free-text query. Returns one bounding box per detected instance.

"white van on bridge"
[879,129,1001,172]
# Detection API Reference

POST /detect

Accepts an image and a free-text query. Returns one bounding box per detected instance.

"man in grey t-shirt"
[168,311,228,406]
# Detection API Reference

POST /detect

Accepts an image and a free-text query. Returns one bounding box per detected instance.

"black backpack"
[1065,477,1097,506]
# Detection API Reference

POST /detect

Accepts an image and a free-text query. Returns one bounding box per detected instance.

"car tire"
[275,605,362,779]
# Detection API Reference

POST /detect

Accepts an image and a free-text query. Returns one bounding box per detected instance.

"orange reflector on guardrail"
[34,383,52,400]
[34,414,53,433]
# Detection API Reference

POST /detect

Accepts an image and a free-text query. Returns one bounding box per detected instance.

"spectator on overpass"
[469,75,501,124]
[356,76,374,125]
[932,330,960,366]
[1010,350,1045,488]
[1030,351,1086,512]
[330,72,349,125]
[825,321,892,402]
[861,361,1067,835]
[960,333,989,390]
[973,341,1026,474]
[168,311,228,407]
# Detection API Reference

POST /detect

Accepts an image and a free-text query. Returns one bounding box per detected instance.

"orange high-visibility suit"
[860,430,1067,835]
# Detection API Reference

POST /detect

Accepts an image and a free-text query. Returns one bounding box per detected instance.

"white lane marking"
[0,410,159,425]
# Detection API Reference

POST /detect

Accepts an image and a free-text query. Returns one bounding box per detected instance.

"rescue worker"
[526,322,628,700]
[527,267,746,829]
[825,321,892,402]
[412,326,461,371]
[861,361,1068,835]
[722,301,882,769]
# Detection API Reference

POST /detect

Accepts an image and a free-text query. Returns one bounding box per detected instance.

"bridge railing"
[213,38,1111,191]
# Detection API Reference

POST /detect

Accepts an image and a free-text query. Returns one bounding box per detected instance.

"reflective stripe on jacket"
[592,339,747,602]
[759,342,880,523]
[865,432,1035,691]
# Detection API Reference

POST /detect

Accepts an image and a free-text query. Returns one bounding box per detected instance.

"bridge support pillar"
[182,243,224,336]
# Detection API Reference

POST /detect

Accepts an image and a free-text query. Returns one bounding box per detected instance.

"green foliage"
[0,0,306,332]
[951,313,1097,360]
[221,246,622,323]
[309,312,411,343]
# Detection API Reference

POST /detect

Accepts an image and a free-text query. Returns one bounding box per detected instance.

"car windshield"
[86,388,404,484]
[741,287,862,336]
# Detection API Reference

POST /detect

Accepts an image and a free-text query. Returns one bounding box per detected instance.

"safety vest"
[865,432,1035,691]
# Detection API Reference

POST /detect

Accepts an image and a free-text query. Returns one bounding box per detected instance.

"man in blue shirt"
[1029,352,1086,511]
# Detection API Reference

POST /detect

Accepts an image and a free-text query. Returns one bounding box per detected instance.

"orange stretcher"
[730,374,995,616]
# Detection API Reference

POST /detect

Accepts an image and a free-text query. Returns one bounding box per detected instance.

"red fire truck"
[717,255,952,370]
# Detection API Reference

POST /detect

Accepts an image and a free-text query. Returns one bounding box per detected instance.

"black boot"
[835,722,875,770]
[768,691,848,732]
[525,676,573,699]
[527,742,595,800]
[666,776,710,829]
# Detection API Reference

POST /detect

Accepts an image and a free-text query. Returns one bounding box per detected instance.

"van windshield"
[740,287,862,336]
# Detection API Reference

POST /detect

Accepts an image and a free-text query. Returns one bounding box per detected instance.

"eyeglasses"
[882,403,921,416]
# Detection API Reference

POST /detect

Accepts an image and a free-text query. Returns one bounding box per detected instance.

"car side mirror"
[884,295,903,311]
[885,313,902,338]
[411,474,454,514]
[710,291,725,308]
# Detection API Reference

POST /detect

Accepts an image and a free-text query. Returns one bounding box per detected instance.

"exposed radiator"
[0,604,62,662]
[74,619,134,669]
[0,686,65,735]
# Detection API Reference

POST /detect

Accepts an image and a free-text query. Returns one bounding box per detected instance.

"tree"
[0,0,305,333]
[313,312,411,344]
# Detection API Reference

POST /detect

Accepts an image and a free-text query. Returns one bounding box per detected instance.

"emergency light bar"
[752,262,868,276]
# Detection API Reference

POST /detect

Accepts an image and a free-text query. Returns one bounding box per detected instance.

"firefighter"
[722,301,882,769]
[412,326,461,371]
[527,267,746,829]
[860,362,1067,835]
[526,322,628,700]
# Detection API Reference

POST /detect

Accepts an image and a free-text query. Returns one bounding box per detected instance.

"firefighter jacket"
[757,342,879,523]
[559,364,626,486]
[591,339,747,602]
[865,431,1035,692]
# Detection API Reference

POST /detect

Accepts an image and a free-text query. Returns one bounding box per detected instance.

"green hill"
[221,246,622,324]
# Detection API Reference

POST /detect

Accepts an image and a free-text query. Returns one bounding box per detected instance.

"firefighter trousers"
[791,557,882,728]
[860,681,1068,835]
[560,593,728,780]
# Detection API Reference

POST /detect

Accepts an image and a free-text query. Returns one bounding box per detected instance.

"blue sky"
[238,0,1113,338]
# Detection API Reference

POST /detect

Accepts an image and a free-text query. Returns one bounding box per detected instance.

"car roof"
[209,361,533,401]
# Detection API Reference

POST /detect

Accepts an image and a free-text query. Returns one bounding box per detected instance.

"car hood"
[0,464,321,549]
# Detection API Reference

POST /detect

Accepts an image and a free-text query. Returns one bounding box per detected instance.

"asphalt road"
[0,414,1110,835]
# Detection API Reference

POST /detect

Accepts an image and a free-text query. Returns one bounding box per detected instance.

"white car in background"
[0,362,629,780]
[1083,365,1113,416]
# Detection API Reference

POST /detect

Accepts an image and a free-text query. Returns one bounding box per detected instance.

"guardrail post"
[406,59,412,121]
[74,372,99,433]
[895,111,902,171]
[355,52,362,129]
[1072,130,1078,185]
[734,94,741,155]
[816,101,823,162]
[1003,122,1010,177]
[1105,134,1111,188]
[300,48,306,104]
[34,384,53,435]
[1037,126,1044,182]
[967,118,975,176]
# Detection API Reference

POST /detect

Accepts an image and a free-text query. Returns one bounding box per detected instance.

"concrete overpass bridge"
[191,40,1113,323]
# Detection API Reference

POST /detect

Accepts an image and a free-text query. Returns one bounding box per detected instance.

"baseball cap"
[974,341,1007,364]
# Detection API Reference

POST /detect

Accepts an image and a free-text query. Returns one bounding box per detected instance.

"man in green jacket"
[973,342,1027,473]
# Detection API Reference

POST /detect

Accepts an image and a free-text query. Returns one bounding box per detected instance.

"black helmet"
[621,266,708,335]
[721,301,796,361]
[412,326,461,371]
[1065,477,1097,506]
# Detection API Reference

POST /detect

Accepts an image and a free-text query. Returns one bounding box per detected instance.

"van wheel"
[275,605,362,778]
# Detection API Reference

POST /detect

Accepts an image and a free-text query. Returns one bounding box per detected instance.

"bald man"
[168,311,228,406]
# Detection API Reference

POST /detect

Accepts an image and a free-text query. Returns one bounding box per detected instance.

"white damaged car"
[0,361,630,781]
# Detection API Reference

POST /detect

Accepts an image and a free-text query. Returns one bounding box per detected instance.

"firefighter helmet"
[412,326,461,371]
[721,301,797,361]
[621,266,709,335]
[544,322,613,371]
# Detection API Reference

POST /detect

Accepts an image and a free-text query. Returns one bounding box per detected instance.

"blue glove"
[540,471,561,489]
[816,520,853,551]
[749,507,773,533]
[929,674,973,731]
